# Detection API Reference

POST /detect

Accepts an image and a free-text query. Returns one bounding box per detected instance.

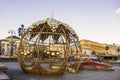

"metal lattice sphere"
[18,18,82,76]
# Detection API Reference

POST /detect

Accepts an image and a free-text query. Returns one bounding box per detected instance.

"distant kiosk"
[17,18,82,76]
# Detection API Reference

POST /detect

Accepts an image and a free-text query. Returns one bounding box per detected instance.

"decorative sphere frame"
[18,18,82,76]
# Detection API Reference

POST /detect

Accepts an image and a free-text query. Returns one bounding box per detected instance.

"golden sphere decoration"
[18,18,82,76]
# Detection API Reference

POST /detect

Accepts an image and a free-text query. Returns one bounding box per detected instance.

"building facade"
[80,39,119,57]
[0,35,21,57]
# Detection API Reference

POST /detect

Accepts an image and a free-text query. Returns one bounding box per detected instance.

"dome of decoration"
[18,18,82,76]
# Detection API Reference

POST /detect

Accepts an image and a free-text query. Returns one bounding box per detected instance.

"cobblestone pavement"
[2,62,120,80]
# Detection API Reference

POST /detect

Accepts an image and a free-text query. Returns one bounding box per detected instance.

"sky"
[0,0,120,44]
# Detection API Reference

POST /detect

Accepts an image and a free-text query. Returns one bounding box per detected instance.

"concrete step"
[0,72,10,80]
[0,63,8,72]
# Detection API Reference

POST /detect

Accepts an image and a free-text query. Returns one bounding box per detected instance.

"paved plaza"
[2,62,120,80]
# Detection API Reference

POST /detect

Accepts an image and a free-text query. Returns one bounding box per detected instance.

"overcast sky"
[0,0,120,44]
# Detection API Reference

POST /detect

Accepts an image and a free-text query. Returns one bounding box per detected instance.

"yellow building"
[80,39,120,57]
[108,44,120,56]
[80,39,91,57]
[0,35,21,57]
[80,39,106,56]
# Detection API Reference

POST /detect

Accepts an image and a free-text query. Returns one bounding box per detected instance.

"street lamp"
[8,30,15,57]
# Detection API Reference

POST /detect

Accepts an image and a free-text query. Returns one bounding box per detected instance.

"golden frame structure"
[18,18,82,76]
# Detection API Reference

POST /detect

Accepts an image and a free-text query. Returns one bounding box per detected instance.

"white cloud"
[115,8,120,15]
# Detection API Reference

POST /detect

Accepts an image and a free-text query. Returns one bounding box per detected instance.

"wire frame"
[17,18,82,76]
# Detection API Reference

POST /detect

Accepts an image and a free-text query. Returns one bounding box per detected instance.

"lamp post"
[8,30,15,57]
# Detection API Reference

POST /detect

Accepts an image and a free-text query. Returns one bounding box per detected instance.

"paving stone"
[3,62,120,80]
